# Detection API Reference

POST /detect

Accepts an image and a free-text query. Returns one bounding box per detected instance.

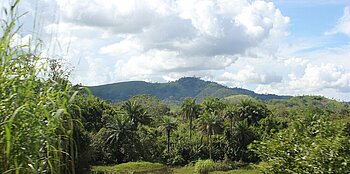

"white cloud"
[44,0,289,81]
[326,6,350,37]
[235,1,289,39]
[99,38,143,55]
[255,63,350,95]
[273,0,350,6]
[56,0,173,34]
[118,50,237,78]
[219,65,282,86]
[283,57,309,66]
[18,0,350,101]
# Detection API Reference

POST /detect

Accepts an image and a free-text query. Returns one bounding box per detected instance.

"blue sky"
[275,1,349,43]
[7,0,350,101]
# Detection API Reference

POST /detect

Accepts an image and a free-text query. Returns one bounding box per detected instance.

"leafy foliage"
[251,115,350,174]
[158,115,177,154]
[89,77,290,103]
[122,100,151,127]
[181,97,199,140]
[194,160,230,174]
[0,2,78,173]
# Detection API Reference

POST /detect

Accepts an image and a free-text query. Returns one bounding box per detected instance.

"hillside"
[88,77,290,102]
[268,95,350,112]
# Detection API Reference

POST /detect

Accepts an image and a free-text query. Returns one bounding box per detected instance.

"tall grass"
[0,0,77,173]
[194,160,230,174]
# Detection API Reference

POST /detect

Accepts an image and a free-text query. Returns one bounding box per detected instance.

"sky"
[4,0,350,101]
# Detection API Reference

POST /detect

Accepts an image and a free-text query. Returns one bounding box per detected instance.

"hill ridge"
[88,77,290,102]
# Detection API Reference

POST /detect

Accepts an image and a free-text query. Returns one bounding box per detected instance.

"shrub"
[251,115,350,174]
[194,160,230,174]
[194,160,215,174]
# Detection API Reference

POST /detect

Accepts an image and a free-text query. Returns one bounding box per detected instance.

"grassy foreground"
[91,162,170,173]
[172,166,260,174]
[92,162,261,174]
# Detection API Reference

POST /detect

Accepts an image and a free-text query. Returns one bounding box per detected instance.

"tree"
[232,120,255,161]
[122,100,151,127]
[223,105,237,135]
[72,94,111,132]
[181,97,199,141]
[129,94,170,119]
[158,116,177,153]
[201,98,226,114]
[104,113,134,146]
[251,115,350,173]
[256,115,287,139]
[101,110,138,163]
[236,99,269,125]
[197,112,223,159]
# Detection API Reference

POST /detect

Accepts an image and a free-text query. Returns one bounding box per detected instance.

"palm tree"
[232,119,255,161]
[223,105,237,135]
[201,98,225,114]
[103,110,152,163]
[158,116,177,153]
[180,97,199,141]
[122,100,150,127]
[104,113,134,146]
[236,99,269,125]
[197,111,223,159]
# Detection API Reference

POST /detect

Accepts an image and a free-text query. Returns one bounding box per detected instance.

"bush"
[194,160,230,174]
[194,160,215,174]
[251,115,350,174]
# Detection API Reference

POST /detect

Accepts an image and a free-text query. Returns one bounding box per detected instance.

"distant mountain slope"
[268,95,349,111]
[88,77,290,102]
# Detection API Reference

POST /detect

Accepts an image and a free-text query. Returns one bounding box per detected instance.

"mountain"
[268,95,349,111]
[88,77,290,102]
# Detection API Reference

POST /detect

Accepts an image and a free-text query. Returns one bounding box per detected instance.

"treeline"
[72,93,350,173]
[73,94,271,169]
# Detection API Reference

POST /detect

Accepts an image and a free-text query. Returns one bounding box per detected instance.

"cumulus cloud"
[8,0,350,101]
[274,0,350,6]
[118,50,237,78]
[12,0,350,100]
[326,6,350,37]
[219,65,282,86]
[48,0,289,81]
[255,63,350,95]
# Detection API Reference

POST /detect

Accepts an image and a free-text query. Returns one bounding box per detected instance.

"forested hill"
[88,77,290,102]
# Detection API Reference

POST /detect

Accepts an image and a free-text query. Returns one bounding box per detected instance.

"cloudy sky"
[9,0,350,101]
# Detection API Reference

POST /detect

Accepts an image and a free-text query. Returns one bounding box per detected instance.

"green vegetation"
[91,161,261,174]
[0,1,79,173]
[70,92,285,172]
[172,163,262,174]
[91,161,168,174]
[80,93,350,174]
[194,160,230,174]
[251,115,350,173]
[88,77,290,103]
[2,1,350,174]
[211,169,260,174]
